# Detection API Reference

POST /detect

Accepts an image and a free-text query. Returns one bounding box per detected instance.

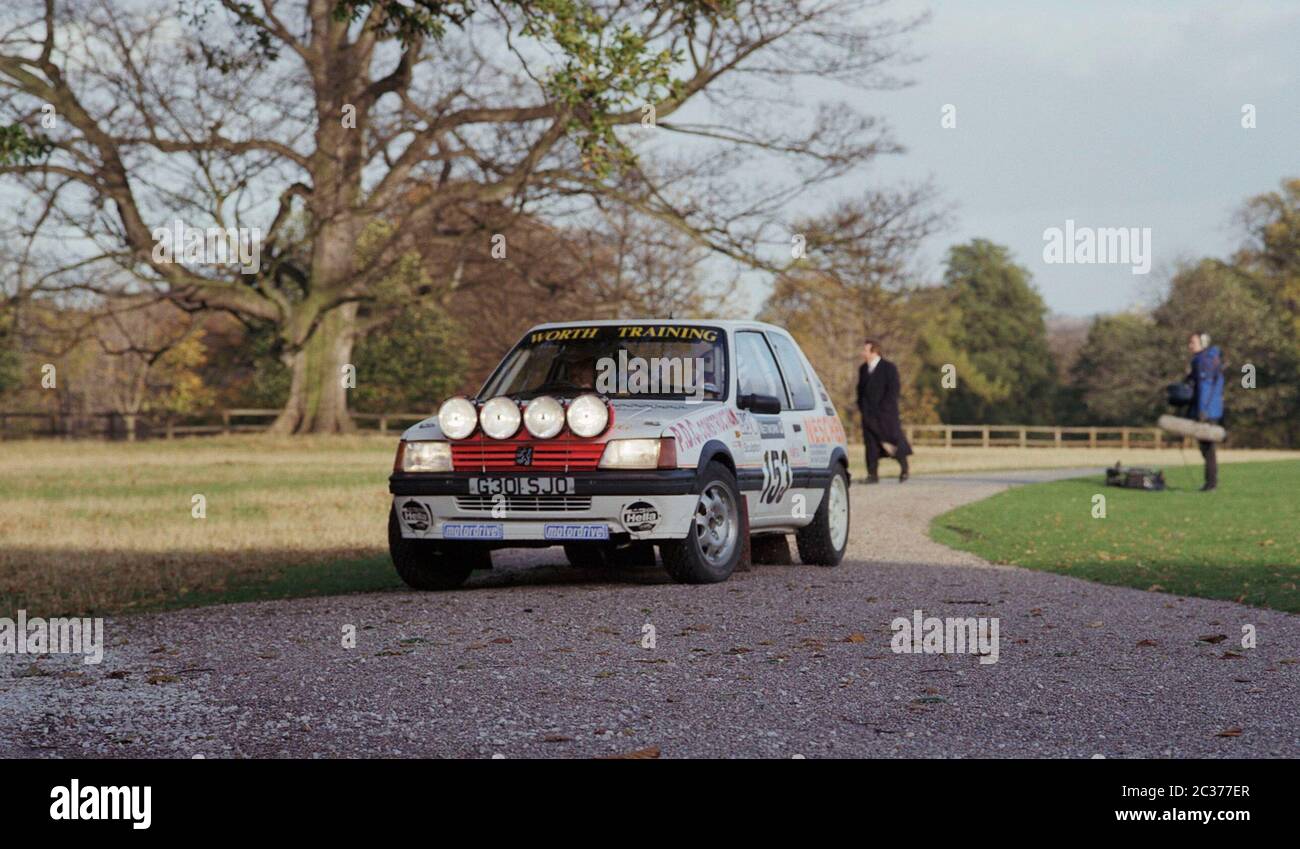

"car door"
[734,331,793,527]
[765,331,823,523]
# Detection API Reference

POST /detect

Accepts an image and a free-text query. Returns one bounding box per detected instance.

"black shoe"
[1200,483,1217,492]
[899,472,909,483]
[866,475,880,485]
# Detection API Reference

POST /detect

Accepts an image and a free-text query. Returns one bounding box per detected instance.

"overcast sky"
[857,0,1300,316]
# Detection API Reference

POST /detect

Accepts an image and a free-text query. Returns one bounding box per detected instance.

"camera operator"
[1184,332,1224,492]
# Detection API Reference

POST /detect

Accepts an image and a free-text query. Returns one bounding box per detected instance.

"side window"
[768,334,816,410]
[735,331,788,403]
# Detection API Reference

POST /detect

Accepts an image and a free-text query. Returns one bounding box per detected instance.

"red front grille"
[451,437,606,471]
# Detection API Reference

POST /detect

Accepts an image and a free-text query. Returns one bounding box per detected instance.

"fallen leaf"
[1198,634,1228,644]
[1215,727,1242,738]
[602,746,661,760]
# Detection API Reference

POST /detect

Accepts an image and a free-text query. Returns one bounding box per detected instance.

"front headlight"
[401,440,452,472]
[437,397,477,440]
[479,396,521,439]
[598,438,662,469]
[524,395,565,439]
[566,393,609,438]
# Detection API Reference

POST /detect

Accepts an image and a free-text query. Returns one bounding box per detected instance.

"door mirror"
[738,393,782,415]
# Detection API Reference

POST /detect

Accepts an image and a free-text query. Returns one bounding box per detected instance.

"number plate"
[469,477,576,496]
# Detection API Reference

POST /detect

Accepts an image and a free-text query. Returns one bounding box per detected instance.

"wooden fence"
[904,424,1190,449]
[0,409,432,440]
[1,409,1199,447]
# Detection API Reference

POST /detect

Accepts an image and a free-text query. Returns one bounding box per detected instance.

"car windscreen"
[479,324,727,401]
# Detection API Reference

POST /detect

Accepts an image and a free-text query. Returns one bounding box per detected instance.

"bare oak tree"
[1,0,919,431]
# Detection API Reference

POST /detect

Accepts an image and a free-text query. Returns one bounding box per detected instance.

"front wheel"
[388,507,486,590]
[796,465,850,566]
[661,462,745,584]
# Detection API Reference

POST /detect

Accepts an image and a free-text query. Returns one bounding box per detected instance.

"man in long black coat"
[856,338,912,483]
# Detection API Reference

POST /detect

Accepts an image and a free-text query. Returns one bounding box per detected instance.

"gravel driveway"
[4,468,1297,758]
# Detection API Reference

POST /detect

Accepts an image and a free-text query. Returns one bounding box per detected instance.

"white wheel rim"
[828,474,849,551]
[693,482,739,567]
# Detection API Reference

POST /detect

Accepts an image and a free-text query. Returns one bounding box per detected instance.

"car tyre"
[796,464,850,567]
[388,507,484,590]
[661,461,745,584]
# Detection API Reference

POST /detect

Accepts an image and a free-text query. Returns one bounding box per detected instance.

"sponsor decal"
[525,325,720,345]
[614,324,718,342]
[668,406,739,451]
[527,326,601,343]
[804,415,846,445]
[544,523,610,541]
[514,445,534,466]
[442,523,505,540]
[621,501,661,532]
[735,411,764,458]
[400,499,432,531]
[757,416,785,440]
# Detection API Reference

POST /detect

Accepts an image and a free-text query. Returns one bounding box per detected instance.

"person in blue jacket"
[1185,332,1224,491]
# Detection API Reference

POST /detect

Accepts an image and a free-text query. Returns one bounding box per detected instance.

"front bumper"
[390,471,699,542]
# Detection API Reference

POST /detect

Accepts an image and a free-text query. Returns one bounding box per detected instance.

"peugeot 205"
[388,320,851,589]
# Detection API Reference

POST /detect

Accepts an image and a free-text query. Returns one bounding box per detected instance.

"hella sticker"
[400,500,432,532]
[442,523,505,540]
[621,501,660,532]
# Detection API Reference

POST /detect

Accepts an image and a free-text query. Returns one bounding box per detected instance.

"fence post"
[379,415,388,435]
[1019,427,1027,448]
[1152,427,1162,449]
[945,426,952,449]
[982,427,990,448]
[222,410,231,434]
[1121,427,1129,450]
[1089,426,1097,449]
[1054,427,1062,448]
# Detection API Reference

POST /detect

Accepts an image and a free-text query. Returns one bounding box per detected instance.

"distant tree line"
[762,179,1300,448]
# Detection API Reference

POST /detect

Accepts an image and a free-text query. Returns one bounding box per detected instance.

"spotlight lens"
[479,396,521,439]
[566,393,609,438]
[524,395,565,439]
[437,397,477,440]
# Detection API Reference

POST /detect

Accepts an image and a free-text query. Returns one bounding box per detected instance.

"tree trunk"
[269,303,358,434]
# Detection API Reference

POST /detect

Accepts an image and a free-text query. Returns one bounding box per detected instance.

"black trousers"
[1197,416,1221,487]
[1199,439,1217,487]
[863,425,908,478]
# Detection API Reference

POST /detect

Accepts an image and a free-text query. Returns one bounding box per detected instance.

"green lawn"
[931,460,1300,612]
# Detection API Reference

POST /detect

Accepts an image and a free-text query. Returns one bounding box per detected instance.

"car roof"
[524,318,791,335]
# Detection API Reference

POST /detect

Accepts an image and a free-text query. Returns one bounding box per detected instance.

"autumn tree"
[934,239,1058,425]
[1,0,920,432]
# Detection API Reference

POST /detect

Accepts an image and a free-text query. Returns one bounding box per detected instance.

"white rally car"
[388,319,850,589]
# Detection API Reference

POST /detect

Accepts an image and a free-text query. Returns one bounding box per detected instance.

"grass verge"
[931,460,1300,612]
